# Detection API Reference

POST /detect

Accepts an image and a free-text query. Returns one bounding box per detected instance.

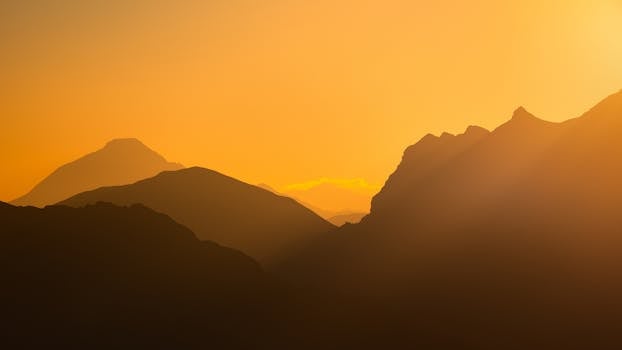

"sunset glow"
[1,0,621,202]
[4,1,622,347]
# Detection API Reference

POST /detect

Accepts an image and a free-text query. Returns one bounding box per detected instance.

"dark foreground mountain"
[59,167,335,265]
[0,201,441,349]
[0,201,271,347]
[280,89,622,348]
[11,138,183,207]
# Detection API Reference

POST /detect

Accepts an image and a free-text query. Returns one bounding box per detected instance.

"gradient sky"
[1,0,621,201]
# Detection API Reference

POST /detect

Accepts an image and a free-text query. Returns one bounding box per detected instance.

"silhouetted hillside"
[59,167,335,265]
[366,90,622,237]
[0,201,276,348]
[0,201,442,349]
[11,138,183,207]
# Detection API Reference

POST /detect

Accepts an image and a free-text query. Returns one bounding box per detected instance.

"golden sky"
[1,0,621,202]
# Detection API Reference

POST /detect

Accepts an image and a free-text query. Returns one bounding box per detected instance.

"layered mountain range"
[58,167,335,265]
[11,138,183,207]
[5,89,622,348]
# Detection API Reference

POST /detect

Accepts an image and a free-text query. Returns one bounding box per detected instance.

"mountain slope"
[0,201,272,347]
[290,90,622,288]
[366,90,622,236]
[278,90,622,348]
[59,167,335,265]
[11,138,183,207]
[0,201,502,349]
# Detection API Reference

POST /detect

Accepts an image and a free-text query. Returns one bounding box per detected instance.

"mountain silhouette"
[278,89,622,348]
[288,90,622,284]
[0,201,451,349]
[11,138,183,207]
[58,167,335,265]
[366,90,622,236]
[10,90,622,349]
[0,201,276,348]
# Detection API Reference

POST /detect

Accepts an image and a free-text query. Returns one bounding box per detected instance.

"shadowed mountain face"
[0,201,477,349]
[366,90,622,236]
[290,91,622,283]
[278,90,622,348]
[59,167,335,265]
[0,202,273,348]
[11,138,183,207]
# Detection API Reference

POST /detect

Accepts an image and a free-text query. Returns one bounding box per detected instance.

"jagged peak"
[440,132,454,139]
[463,125,489,137]
[420,133,438,142]
[511,106,537,121]
[492,106,557,134]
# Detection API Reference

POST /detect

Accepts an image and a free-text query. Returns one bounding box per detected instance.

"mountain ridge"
[0,200,277,347]
[58,166,336,265]
[11,138,183,207]
[284,88,622,291]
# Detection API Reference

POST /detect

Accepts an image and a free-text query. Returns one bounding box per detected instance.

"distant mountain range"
[59,167,335,265]
[282,181,374,214]
[258,183,367,226]
[11,138,183,207]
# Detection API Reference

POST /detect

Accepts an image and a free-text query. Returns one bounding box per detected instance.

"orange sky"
[1,0,621,202]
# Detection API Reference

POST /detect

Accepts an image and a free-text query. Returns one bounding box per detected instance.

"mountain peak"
[492,106,553,133]
[463,125,489,137]
[169,166,219,176]
[11,138,183,207]
[58,166,335,265]
[511,106,535,121]
[104,138,147,149]
[420,133,438,142]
